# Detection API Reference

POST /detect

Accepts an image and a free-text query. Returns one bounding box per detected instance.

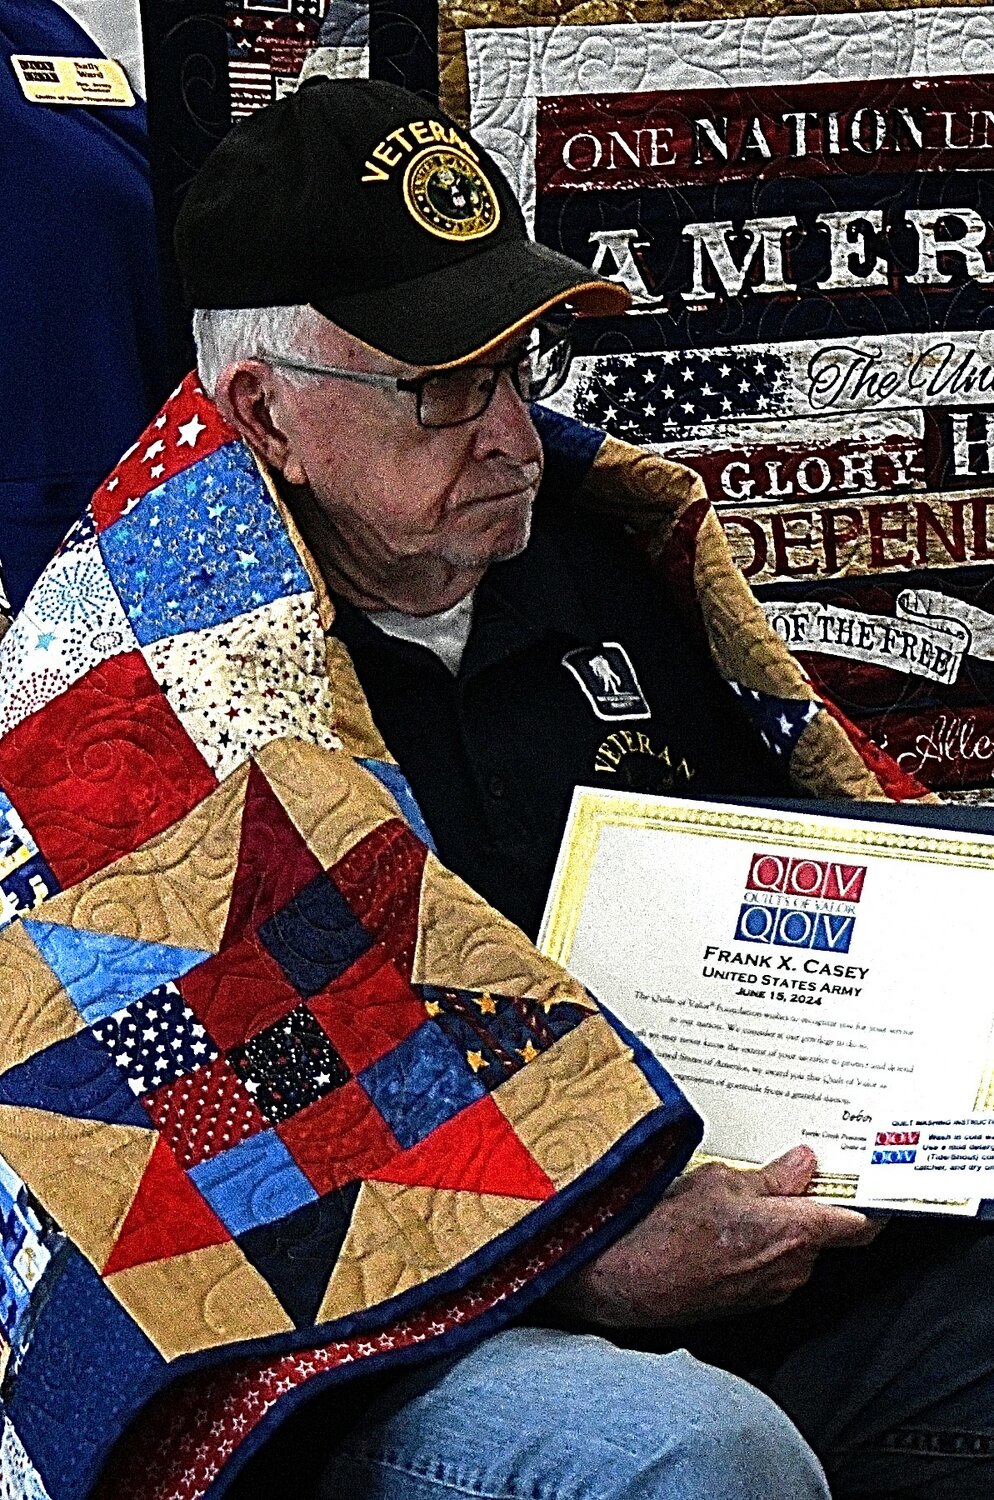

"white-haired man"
[167,75,994,1500]
[2,76,987,1500]
[166,75,883,1500]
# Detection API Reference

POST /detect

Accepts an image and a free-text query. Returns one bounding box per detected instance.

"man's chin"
[441,506,533,571]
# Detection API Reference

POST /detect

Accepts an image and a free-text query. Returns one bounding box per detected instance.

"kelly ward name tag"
[539,791,994,1213]
[11,56,135,108]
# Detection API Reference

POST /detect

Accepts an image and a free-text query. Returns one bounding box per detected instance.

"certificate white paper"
[539,792,994,1208]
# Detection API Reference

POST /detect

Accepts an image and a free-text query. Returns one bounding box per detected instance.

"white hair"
[191,304,327,396]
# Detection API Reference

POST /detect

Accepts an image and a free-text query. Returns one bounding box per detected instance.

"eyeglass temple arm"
[264,357,401,390]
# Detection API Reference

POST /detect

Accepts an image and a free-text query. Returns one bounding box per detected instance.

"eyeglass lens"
[417,324,573,428]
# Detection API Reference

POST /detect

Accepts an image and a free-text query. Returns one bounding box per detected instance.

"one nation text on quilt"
[466,6,994,798]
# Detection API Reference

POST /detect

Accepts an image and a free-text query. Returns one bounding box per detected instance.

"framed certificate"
[539,792,994,1205]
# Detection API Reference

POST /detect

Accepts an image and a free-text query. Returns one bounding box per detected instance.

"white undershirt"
[365,591,476,675]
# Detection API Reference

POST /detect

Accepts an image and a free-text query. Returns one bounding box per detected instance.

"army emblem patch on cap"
[403,147,500,241]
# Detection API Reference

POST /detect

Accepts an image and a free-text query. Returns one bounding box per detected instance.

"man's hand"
[559,1145,881,1328]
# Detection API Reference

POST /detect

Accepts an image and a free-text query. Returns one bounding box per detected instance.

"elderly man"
[170,75,947,1500]
[0,77,990,1500]
[173,81,994,1500]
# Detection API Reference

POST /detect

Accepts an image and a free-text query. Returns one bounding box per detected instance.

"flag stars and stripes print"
[567,348,791,440]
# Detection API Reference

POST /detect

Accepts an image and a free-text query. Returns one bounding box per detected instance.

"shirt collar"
[329,521,601,681]
[472,521,601,646]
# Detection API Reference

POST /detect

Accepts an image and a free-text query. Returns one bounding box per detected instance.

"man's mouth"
[462,480,537,508]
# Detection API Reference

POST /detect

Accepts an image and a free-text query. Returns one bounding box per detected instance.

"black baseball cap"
[174,77,630,368]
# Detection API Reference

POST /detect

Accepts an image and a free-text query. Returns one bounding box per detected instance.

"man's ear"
[213,362,307,484]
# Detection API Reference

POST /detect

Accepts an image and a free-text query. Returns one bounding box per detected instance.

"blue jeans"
[315,1327,829,1500]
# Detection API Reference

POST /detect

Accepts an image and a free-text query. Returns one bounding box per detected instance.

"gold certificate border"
[540,792,994,1201]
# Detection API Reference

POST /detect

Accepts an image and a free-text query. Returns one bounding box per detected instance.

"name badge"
[562,643,651,721]
[11,56,135,108]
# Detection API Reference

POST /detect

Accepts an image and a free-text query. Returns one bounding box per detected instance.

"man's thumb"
[757,1145,818,1196]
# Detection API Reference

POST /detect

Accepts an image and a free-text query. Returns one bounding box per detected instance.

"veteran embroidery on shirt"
[593,729,695,792]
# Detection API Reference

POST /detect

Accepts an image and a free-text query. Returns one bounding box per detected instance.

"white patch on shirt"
[562,643,651,721]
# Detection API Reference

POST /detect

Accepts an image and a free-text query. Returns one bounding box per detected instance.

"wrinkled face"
[271,318,544,588]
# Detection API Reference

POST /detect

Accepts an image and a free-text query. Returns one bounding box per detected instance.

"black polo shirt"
[331,508,793,939]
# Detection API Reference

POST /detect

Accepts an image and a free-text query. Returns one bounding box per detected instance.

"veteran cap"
[174,77,630,368]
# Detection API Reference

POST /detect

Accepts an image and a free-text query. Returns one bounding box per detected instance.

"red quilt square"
[181,933,302,1050]
[92,373,237,532]
[277,1078,400,1194]
[0,651,217,886]
[307,947,427,1073]
[222,762,323,946]
[329,820,427,979]
[142,1056,268,1169]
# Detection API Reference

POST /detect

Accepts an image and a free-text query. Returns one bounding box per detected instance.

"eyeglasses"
[262,316,574,429]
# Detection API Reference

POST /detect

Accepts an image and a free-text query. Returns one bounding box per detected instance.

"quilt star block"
[356,758,435,850]
[365,1093,556,1201]
[98,444,311,647]
[0,1029,151,1128]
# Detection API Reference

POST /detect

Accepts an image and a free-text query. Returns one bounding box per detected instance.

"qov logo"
[735,851,866,953]
[746,854,866,902]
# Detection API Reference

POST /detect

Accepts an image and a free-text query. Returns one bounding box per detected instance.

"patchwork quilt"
[0,374,927,1500]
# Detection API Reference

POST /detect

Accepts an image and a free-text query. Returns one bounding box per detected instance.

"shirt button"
[488,775,506,799]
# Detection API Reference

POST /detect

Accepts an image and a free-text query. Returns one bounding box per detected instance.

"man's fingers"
[753,1144,818,1196]
[820,1208,885,1248]
[770,1197,879,1248]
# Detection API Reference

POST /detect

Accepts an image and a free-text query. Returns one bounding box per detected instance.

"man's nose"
[470,368,543,466]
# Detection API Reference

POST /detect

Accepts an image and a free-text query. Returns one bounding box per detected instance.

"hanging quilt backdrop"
[450,1,994,800]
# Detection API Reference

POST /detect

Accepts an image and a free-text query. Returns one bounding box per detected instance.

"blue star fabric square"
[89,983,217,1097]
[358,1021,487,1149]
[189,1128,318,1236]
[98,444,310,646]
